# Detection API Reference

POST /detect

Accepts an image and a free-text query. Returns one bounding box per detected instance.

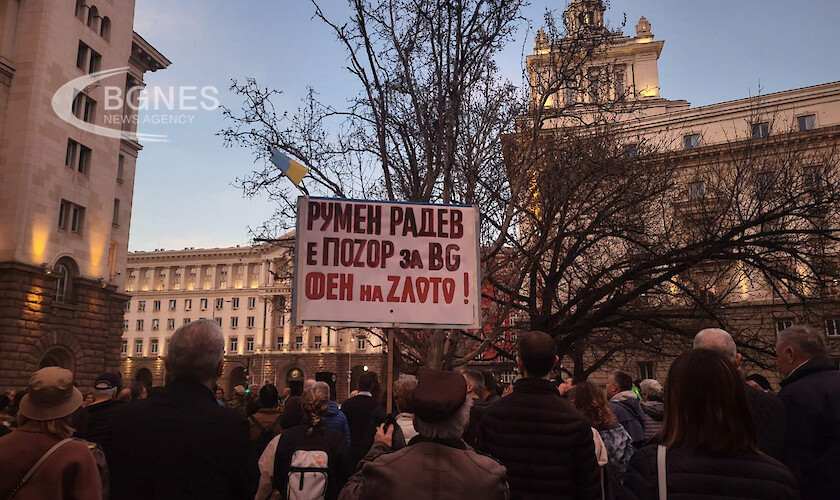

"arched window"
[53,257,79,304]
[75,0,87,21]
[87,6,99,31]
[100,16,111,41]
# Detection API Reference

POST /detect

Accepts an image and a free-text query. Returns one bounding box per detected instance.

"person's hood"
[610,390,640,403]
[641,400,664,420]
[325,399,341,416]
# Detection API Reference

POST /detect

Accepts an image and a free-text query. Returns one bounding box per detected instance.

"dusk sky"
[128,0,840,252]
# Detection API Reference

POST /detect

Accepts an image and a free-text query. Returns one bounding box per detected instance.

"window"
[295,335,304,350]
[245,336,255,353]
[123,320,129,330]
[751,122,770,139]
[150,338,159,355]
[100,16,111,40]
[276,336,284,349]
[588,67,603,102]
[185,299,192,311]
[797,114,816,132]
[757,171,775,194]
[638,361,655,380]
[88,50,101,74]
[120,340,127,355]
[58,199,70,229]
[229,336,239,353]
[135,339,143,355]
[86,6,98,29]
[82,96,96,123]
[231,297,239,310]
[684,134,700,150]
[804,166,821,190]
[215,317,222,327]
[215,298,224,310]
[153,300,161,312]
[163,318,174,330]
[76,41,88,70]
[357,337,367,350]
[117,154,125,182]
[827,318,840,337]
[563,87,576,105]
[314,335,322,349]
[279,296,287,310]
[624,144,639,158]
[183,318,191,325]
[279,315,285,327]
[112,199,120,226]
[75,0,87,20]
[247,316,255,329]
[77,145,91,174]
[248,297,256,309]
[613,70,625,97]
[65,140,77,168]
[776,320,793,334]
[200,298,208,310]
[688,181,705,201]
[169,299,177,311]
[138,300,146,312]
[231,317,238,329]
[152,319,159,330]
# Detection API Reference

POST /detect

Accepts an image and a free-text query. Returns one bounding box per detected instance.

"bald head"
[694,328,737,360]
[303,379,317,392]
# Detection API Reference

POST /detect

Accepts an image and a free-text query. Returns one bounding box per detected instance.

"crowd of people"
[0,318,838,500]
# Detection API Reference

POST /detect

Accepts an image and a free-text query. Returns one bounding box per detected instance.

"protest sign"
[292,197,481,329]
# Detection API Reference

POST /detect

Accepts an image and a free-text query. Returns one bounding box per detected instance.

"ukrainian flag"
[269,148,308,186]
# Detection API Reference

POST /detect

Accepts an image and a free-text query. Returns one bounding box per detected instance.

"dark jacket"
[340,394,386,468]
[463,396,491,447]
[609,391,646,445]
[77,398,125,451]
[281,395,305,430]
[620,445,799,500]
[273,423,351,500]
[744,385,786,463]
[107,378,259,500]
[339,436,508,500]
[325,399,352,447]
[778,357,840,500]
[639,401,663,440]
[476,378,601,500]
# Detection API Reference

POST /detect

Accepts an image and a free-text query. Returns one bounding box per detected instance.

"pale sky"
[128,0,840,251]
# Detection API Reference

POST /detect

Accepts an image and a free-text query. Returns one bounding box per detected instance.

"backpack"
[287,449,329,500]
[250,415,283,456]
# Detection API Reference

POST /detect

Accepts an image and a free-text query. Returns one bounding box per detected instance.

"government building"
[121,242,386,400]
[0,0,168,392]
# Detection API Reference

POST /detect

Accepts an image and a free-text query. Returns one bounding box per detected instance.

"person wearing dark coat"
[606,371,646,445]
[776,324,840,500]
[693,328,787,462]
[340,372,386,467]
[620,349,798,500]
[477,331,601,500]
[107,320,258,500]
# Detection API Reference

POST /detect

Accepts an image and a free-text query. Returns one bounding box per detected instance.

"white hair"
[303,379,317,392]
[166,319,224,384]
[93,387,117,400]
[413,396,473,440]
[639,379,663,401]
[693,328,737,360]
[311,381,331,398]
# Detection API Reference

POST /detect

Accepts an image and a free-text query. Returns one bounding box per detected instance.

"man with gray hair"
[108,319,258,500]
[693,327,786,462]
[462,369,487,447]
[638,379,664,439]
[339,370,508,500]
[776,324,840,500]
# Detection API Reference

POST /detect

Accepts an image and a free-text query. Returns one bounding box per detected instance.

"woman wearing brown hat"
[0,367,102,500]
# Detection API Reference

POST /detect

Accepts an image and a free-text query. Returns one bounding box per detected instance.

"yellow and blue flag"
[269,148,308,186]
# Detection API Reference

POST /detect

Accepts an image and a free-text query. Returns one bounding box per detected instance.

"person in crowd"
[279,379,316,430]
[214,386,227,407]
[694,328,786,462]
[273,383,351,500]
[248,384,283,454]
[341,372,387,467]
[280,387,292,404]
[391,378,418,447]
[776,324,840,500]
[228,384,248,415]
[117,387,132,402]
[477,331,600,500]
[606,371,646,446]
[462,369,489,447]
[339,370,508,500]
[568,381,634,477]
[5,390,26,428]
[0,367,102,500]
[246,384,261,417]
[316,382,351,448]
[83,392,95,407]
[638,379,663,440]
[77,372,125,450]
[621,349,798,500]
[746,373,773,393]
[129,381,148,402]
[482,371,501,403]
[107,319,258,500]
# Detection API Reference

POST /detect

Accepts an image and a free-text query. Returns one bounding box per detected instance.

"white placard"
[292,197,481,329]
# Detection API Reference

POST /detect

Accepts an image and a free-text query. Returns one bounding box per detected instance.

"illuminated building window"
[136,319,144,331]
[357,337,366,350]
[276,336,284,349]
[152,319,159,330]
[231,297,239,310]
[247,297,256,309]
[169,299,176,311]
[314,335,322,349]
[185,299,192,311]
[245,336,254,353]
[183,318,191,325]
[215,317,222,327]
[138,301,145,312]
[120,340,127,355]
[229,336,238,353]
[153,300,161,312]
[134,339,143,355]
[295,335,303,350]
[247,316,255,329]
[827,318,840,337]
[200,298,208,310]
[215,298,224,310]
[231,317,238,329]
[167,318,175,330]
[150,339,159,355]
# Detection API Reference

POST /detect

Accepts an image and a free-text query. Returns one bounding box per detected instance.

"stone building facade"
[0,0,168,392]
[121,243,386,401]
